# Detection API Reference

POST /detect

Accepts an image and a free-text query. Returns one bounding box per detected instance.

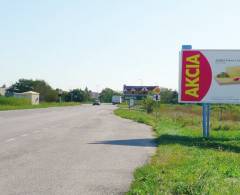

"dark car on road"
[92,99,101,105]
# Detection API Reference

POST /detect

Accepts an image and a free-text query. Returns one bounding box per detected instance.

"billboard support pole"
[182,44,210,138]
[207,104,210,137]
[202,103,210,137]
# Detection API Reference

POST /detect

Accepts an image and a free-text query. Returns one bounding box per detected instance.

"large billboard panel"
[179,50,240,104]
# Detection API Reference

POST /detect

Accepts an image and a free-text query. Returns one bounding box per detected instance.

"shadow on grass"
[90,138,157,147]
[157,134,240,153]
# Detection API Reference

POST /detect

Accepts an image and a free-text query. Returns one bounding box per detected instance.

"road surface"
[0,104,156,195]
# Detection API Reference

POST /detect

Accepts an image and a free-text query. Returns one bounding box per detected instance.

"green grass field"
[0,96,80,111]
[115,104,240,195]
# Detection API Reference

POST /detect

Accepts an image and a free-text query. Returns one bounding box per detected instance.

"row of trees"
[6,79,93,102]
[61,88,91,102]
[6,79,179,104]
[6,79,121,103]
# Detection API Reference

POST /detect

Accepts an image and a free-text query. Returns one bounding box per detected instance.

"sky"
[1,0,240,92]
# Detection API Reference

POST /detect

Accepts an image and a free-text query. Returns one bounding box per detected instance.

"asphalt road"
[0,104,156,195]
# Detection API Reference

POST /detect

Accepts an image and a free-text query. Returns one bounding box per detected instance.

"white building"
[14,91,40,105]
[0,87,6,96]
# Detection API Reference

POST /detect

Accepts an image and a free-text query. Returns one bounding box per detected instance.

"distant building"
[0,86,6,96]
[123,85,161,100]
[14,91,40,105]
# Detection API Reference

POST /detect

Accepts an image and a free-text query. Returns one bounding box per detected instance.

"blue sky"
[1,0,240,92]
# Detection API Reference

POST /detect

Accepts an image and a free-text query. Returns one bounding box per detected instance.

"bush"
[142,97,155,113]
[212,121,239,131]
[160,89,178,104]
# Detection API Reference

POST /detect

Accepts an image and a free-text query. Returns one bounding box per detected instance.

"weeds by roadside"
[0,96,80,111]
[115,104,240,195]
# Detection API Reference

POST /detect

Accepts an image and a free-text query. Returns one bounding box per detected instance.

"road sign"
[179,50,240,104]
[129,99,134,108]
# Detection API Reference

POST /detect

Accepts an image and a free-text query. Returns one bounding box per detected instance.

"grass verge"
[115,105,240,195]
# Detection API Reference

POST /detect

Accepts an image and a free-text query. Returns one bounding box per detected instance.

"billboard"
[179,50,240,104]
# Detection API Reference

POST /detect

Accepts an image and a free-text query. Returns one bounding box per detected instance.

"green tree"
[99,88,121,103]
[160,89,178,104]
[7,79,34,94]
[32,80,58,102]
[7,79,58,102]
[65,89,85,102]
[84,87,91,102]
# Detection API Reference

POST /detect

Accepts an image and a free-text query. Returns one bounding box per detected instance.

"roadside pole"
[182,45,210,138]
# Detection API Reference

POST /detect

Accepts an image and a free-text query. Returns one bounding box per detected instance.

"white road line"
[21,134,28,137]
[5,138,16,143]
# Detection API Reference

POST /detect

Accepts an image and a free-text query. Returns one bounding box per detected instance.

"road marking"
[5,138,15,143]
[21,134,28,137]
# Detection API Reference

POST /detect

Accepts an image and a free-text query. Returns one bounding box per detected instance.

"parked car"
[112,96,122,105]
[92,99,101,105]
